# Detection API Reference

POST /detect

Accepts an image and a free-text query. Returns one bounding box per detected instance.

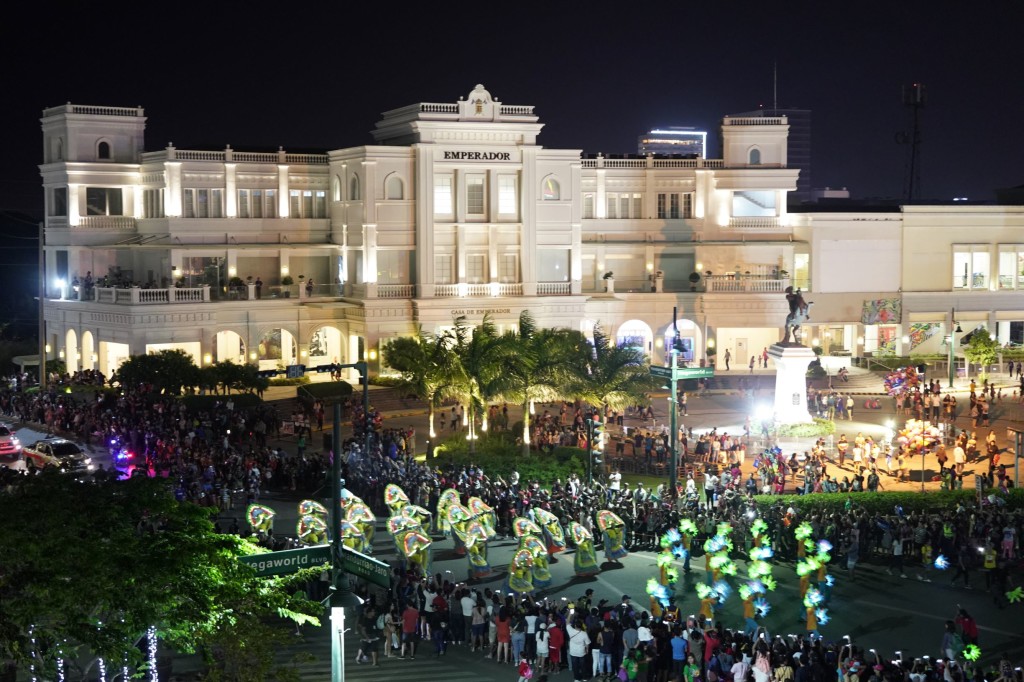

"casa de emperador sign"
[443,151,512,161]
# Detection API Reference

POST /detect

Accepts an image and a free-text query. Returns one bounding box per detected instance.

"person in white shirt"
[566,617,591,682]
[459,589,476,645]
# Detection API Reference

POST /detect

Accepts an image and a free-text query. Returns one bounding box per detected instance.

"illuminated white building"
[38,86,1024,378]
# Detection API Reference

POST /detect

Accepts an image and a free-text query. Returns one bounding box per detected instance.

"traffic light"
[589,416,604,466]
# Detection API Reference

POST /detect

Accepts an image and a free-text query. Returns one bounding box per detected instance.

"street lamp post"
[947,308,962,389]
[668,307,681,497]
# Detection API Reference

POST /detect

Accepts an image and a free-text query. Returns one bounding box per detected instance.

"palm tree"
[449,314,510,452]
[567,323,657,415]
[495,311,584,454]
[384,327,460,438]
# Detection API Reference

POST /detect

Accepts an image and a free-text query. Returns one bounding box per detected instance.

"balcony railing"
[704,276,790,293]
[378,284,416,299]
[726,216,782,231]
[537,282,571,295]
[93,286,210,304]
[434,283,524,298]
[76,216,137,229]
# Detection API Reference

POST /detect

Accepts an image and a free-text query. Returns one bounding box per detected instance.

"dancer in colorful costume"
[446,502,472,556]
[298,499,329,517]
[468,497,497,538]
[519,534,552,588]
[396,528,433,578]
[463,520,492,578]
[247,504,276,534]
[437,489,461,535]
[532,507,566,555]
[341,519,368,553]
[597,510,628,562]
[506,548,535,596]
[384,483,410,517]
[297,514,328,545]
[569,522,600,577]
[345,502,376,549]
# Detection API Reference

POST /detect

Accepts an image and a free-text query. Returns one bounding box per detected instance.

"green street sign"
[651,366,714,380]
[341,545,391,588]
[240,544,331,577]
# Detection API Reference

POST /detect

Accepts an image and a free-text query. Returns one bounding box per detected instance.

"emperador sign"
[442,151,513,161]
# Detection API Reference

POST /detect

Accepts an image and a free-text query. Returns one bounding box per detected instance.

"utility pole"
[38,222,46,389]
[325,360,369,682]
[668,307,680,497]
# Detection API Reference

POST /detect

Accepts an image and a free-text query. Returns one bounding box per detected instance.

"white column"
[415,145,435,298]
[277,163,290,217]
[165,162,182,217]
[225,161,237,218]
[521,147,538,296]
[570,222,582,295]
[456,224,466,283]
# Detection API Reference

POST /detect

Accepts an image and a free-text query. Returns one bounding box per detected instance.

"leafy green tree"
[200,361,267,395]
[566,323,657,413]
[111,349,201,395]
[0,473,320,680]
[385,328,460,438]
[450,315,511,452]
[962,326,1000,378]
[494,311,584,454]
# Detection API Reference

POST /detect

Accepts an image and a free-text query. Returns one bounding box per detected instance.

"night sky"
[1,2,1022,221]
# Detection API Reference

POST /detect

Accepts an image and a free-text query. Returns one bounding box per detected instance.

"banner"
[861,298,901,324]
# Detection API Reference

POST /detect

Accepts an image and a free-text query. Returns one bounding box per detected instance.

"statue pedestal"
[769,344,816,425]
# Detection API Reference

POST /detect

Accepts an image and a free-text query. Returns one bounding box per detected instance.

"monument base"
[769,343,816,425]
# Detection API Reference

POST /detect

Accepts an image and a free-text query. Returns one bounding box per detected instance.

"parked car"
[23,438,95,474]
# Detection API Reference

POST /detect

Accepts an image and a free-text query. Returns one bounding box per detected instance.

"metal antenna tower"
[901,83,926,202]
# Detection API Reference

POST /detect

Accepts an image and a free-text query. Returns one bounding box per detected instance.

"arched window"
[542,176,560,201]
[97,140,111,160]
[349,174,361,201]
[748,148,761,165]
[332,175,342,202]
[385,174,404,200]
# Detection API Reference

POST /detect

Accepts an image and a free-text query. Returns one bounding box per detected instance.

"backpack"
[950,632,964,654]
[376,613,386,630]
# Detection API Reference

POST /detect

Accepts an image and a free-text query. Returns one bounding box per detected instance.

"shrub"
[753,488,1024,515]
[269,376,310,386]
[429,432,586,483]
[776,418,835,438]
[368,374,407,388]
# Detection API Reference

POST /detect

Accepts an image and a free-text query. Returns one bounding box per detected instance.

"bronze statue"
[782,286,812,344]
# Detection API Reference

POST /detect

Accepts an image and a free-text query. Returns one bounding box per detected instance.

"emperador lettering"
[443,151,511,161]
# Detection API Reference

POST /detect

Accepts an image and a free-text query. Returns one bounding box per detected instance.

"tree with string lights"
[0,472,321,680]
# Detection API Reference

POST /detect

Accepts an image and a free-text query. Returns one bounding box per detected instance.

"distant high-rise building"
[728,108,811,204]
[637,127,707,158]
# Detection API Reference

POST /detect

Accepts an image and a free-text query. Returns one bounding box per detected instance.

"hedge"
[268,376,310,386]
[753,488,1024,515]
[427,432,587,483]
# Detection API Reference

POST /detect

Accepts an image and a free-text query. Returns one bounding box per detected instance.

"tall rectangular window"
[606,194,617,219]
[669,194,680,219]
[314,190,326,218]
[499,254,519,282]
[633,193,643,218]
[498,175,517,216]
[434,175,453,216]
[290,190,301,217]
[583,193,595,219]
[435,255,454,284]
[196,189,209,218]
[302,190,313,218]
[210,189,223,218]
[467,254,486,283]
[682,193,693,218]
[657,193,667,219]
[238,190,250,218]
[953,246,989,290]
[250,190,263,218]
[466,175,485,215]
[264,189,277,218]
[182,189,195,218]
[51,187,67,217]
[619,195,630,219]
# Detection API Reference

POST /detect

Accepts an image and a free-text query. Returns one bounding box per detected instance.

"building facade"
[38,86,1024,381]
